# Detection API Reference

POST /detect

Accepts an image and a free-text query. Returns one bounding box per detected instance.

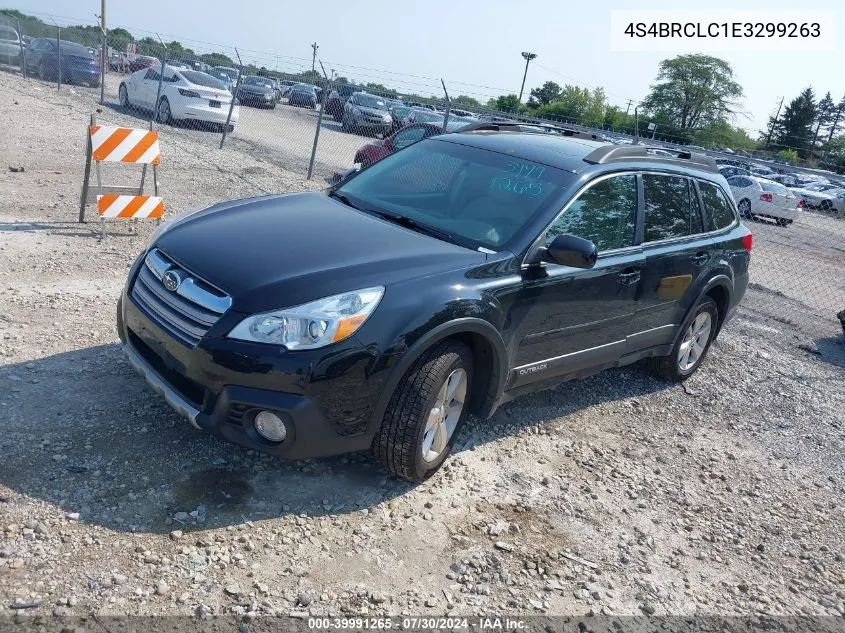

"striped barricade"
[89,125,161,165]
[97,194,164,219]
[78,114,165,237]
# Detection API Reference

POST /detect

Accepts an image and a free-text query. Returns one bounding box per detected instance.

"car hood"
[791,188,833,199]
[357,105,390,117]
[153,192,485,314]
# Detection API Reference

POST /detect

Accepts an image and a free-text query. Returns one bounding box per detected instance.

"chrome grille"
[130,248,231,347]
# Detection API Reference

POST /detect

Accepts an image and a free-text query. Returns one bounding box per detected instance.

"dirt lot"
[1,69,845,624]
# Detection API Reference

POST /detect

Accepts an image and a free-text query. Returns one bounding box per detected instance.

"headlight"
[227,287,384,350]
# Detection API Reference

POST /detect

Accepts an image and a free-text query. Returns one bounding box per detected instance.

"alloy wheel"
[420,368,467,464]
[677,312,712,372]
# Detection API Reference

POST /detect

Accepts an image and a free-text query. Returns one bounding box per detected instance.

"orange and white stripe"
[89,125,161,165]
[97,194,164,218]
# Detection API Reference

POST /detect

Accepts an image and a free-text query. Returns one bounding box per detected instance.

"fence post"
[79,113,95,223]
[220,48,243,149]
[440,79,451,131]
[150,36,168,128]
[14,17,25,78]
[307,61,331,180]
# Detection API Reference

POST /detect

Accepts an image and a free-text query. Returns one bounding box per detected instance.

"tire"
[738,199,753,220]
[38,61,47,81]
[373,341,474,482]
[156,97,171,124]
[118,83,129,108]
[227,124,235,133]
[776,218,789,227]
[647,297,718,382]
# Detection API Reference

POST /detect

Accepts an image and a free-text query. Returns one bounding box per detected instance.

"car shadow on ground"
[0,342,671,535]
[101,101,226,134]
[0,220,140,239]
[812,335,845,368]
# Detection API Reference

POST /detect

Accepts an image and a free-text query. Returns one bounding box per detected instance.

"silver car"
[0,24,23,66]
[342,92,393,136]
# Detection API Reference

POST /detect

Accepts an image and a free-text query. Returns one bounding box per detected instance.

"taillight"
[178,88,201,98]
[797,199,805,208]
[742,233,752,252]
[760,193,773,203]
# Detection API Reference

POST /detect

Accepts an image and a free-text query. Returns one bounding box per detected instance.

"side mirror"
[539,234,597,268]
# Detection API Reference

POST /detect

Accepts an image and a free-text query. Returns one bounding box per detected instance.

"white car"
[118,63,239,131]
[790,182,845,215]
[726,175,803,226]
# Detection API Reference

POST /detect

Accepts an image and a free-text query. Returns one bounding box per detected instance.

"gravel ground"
[1,69,845,624]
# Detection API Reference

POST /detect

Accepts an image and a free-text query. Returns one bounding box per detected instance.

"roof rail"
[582,145,719,173]
[458,121,605,141]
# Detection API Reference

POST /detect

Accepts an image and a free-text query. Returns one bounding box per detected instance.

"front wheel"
[647,297,718,381]
[373,341,474,482]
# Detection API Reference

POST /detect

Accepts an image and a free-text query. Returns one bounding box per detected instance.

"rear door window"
[642,174,692,242]
[698,181,737,230]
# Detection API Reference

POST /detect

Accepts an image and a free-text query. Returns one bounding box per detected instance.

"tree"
[452,95,481,108]
[528,81,562,107]
[825,94,845,144]
[534,84,592,122]
[776,148,799,164]
[487,94,523,113]
[812,92,836,149]
[200,52,234,67]
[640,54,743,130]
[770,87,817,156]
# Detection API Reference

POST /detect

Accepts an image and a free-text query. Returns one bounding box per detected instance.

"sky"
[8,0,843,135]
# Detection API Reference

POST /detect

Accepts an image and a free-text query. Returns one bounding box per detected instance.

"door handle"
[618,268,641,285]
[692,252,710,266]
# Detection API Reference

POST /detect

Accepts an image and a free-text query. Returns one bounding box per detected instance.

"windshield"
[243,76,273,88]
[391,106,413,120]
[181,71,227,89]
[59,41,91,56]
[355,94,387,110]
[335,138,572,249]
[212,67,238,80]
[292,83,315,92]
[411,110,444,123]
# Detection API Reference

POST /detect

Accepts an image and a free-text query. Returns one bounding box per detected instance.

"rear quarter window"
[698,181,737,230]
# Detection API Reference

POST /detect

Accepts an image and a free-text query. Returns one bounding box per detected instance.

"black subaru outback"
[117,124,751,482]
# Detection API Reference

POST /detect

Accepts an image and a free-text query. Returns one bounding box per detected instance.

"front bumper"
[116,265,385,459]
[352,117,392,132]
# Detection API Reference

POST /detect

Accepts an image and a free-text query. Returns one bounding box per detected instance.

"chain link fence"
[2,13,843,330]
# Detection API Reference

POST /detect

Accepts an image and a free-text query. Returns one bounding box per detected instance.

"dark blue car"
[24,38,100,87]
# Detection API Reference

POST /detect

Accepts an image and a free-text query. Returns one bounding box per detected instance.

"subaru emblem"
[162,270,182,292]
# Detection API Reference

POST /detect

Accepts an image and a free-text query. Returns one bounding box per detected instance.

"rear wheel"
[156,97,172,124]
[118,83,129,108]
[776,218,789,227]
[373,341,473,482]
[647,297,718,381]
[738,199,753,220]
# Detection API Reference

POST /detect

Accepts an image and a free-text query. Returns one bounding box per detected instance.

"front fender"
[365,317,509,436]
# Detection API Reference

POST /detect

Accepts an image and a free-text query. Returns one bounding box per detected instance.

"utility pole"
[518,51,537,103]
[764,96,784,148]
[311,42,318,74]
[99,0,106,105]
[624,99,633,116]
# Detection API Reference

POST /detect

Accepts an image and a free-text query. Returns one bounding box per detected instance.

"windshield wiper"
[328,190,359,209]
[371,210,466,246]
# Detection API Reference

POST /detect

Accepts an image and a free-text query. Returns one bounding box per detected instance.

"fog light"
[254,411,287,442]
